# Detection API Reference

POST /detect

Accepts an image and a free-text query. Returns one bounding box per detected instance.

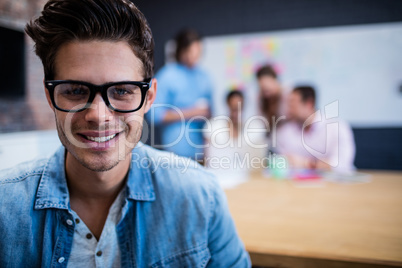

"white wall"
[0,130,61,170]
[199,22,402,127]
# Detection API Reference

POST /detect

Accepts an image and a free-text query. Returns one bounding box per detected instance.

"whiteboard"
[197,22,402,127]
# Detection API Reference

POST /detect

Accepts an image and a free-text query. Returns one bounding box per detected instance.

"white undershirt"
[67,188,125,268]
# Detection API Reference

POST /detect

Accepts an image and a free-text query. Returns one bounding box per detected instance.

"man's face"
[258,75,280,98]
[47,40,156,172]
[287,91,311,122]
[181,41,202,68]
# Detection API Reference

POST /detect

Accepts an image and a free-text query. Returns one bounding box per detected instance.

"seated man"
[0,0,250,267]
[275,86,355,172]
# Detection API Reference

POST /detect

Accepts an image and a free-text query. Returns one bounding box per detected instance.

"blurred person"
[204,90,266,178]
[275,86,355,172]
[256,65,287,135]
[151,29,213,160]
[0,1,250,267]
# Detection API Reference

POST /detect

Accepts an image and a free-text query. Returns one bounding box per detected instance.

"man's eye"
[108,85,140,101]
[114,88,131,96]
[63,86,88,95]
[71,88,87,95]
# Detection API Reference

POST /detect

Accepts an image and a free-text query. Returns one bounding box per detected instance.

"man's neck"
[65,152,130,204]
[65,152,130,239]
[297,110,317,132]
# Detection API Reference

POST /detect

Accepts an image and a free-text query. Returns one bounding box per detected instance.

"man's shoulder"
[277,120,299,133]
[194,65,210,77]
[136,144,219,192]
[314,116,353,134]
[155,63,182,78]
[0,158,47,185]
[136,143,215,177]
[336,118,352,130]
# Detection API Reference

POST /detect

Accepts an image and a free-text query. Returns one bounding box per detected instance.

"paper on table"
[322,171,372,184]
[208,169,250,189]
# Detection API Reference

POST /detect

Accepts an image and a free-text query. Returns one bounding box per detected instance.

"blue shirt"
[150,63,213,159]
[0,143,250,268]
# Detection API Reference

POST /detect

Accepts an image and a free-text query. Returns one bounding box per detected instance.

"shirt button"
[66,219,73,226]
[96,251,103,257]
[75,218,80,224]
[86,233,93,239]
[58,257,65,263]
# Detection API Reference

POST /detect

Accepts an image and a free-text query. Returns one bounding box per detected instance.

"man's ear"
[143,78,157,113]
[43,80,55,111]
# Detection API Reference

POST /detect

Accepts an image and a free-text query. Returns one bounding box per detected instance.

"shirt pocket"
[150,245,210,268]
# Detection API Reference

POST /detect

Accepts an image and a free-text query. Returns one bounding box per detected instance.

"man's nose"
[84,93,113,123]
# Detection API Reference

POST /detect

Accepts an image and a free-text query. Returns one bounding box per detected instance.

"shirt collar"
[34,142,155,210]
[126,143,155,202]
[176,62,198,71]
[35,146,70,210]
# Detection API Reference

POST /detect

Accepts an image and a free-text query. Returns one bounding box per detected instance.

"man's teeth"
[86,134,116,143]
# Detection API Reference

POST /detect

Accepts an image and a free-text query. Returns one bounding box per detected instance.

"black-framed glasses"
[45,78,152,113]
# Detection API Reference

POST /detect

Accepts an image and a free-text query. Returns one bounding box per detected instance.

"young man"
[0,0,250,267]
[275,86,355,172]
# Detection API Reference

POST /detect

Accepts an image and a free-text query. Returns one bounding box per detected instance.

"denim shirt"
[0,143,250,268]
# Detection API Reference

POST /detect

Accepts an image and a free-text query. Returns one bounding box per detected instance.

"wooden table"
[225,170,402,268]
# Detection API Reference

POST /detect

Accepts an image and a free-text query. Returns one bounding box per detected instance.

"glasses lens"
[54,83,91,111]
[107,84,142,111]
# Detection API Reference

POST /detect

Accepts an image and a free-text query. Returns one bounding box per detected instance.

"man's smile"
[85,134,117,143]
[76,130,124,146]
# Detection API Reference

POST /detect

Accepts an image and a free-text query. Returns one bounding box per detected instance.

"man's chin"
[66,147,122,172]
[79,159,119,172]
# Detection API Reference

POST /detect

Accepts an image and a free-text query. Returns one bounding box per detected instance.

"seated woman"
[203,90,266,185]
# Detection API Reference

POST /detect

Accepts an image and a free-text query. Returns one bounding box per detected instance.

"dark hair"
[293,85,316,105]
[25,0,154,80]
[175,28,201,62]
[226,90,244,103]
[256,65,277,79]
